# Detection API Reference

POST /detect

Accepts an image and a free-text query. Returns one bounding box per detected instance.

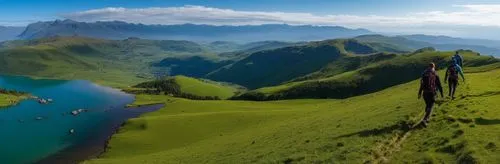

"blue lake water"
[0,75,157,164]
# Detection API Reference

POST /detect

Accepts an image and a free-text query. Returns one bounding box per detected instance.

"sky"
[2,0,500,39]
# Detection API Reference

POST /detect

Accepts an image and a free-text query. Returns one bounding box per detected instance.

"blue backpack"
[453,54,463,67]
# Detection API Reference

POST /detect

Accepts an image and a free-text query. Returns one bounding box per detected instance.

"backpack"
[422,69,437,93]
[448,65,459,80]
[453,55,463,67]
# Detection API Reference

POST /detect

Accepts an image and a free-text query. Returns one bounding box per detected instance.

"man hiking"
[418,63,444,127]
[452,51,463,67]
[445,60,465,100]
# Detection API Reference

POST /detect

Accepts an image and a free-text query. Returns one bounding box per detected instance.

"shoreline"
[0,94,29,108]
[35,103,165,164]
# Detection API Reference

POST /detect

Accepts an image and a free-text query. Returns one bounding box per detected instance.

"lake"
[0,75,161,164]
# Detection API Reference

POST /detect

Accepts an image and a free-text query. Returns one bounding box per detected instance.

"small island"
[0,88,27,108]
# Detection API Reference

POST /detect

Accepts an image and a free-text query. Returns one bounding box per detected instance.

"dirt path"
[366,82,474,163]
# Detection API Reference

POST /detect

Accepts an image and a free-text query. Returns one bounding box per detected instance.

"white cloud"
[63,5,500,36]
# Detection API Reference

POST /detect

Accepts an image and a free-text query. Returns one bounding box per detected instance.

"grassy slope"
[355,34,500,57]
[86,63,500,163]
[391,67,500,163]
[0,45,143,87]
[174,76,240,99]
[0,36,217,87]
[243,50,497,99]
[290,53,398,82]
[207,39,383,89]
[0,93,24,107]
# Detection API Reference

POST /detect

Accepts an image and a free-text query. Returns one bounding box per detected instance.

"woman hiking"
[418,63,444,127]
[445,60,465,100]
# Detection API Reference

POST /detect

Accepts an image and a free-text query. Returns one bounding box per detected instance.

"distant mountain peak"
[18,20,374,42]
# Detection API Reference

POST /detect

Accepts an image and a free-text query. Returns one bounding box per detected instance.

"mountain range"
[0,26,24,41]
[0,20,498,58]
[17,19,373,42]
[402,34,500,49]
[356,35,500,57]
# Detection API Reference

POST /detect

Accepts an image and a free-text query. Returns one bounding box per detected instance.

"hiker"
[452,51,463,67]
[418,63,444,126]
[445,60,465,99]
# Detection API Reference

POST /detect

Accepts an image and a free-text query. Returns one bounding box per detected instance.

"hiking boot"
[421,120,428,127]
[422,121,428,127]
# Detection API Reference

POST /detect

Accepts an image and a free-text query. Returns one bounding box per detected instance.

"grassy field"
[0,39,149,87]
[0,93,25,108]
[175,76,240,99]
[0,36,223,88]
[130,75,243,99]
[85,63,500,163]
[237,50,497,100]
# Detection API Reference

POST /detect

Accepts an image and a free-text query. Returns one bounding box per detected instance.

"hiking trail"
[365,82,473,163]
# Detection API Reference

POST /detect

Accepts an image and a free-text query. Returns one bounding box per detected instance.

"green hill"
[206,39,391,89]
[290,52,398,82]
[355,34,431,50]
[234,50,498,100]
[217,41,304,60]
[176,76,242,99]
[86,62,500,163]
[0,94,23,107]
[356,35,500,57]
[0,89,26,108]
[131,76,242,99]
[0,36,219,87]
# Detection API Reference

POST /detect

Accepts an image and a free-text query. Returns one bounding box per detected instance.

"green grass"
[85,64,500,163]
[238,50,498,100]
[0,36,222,88]
[390,67,500,163]
[174,76,240,99]
[206,39,387,89]
[0,93,25,108]
[130,76,243,99]
[0,39,148,87]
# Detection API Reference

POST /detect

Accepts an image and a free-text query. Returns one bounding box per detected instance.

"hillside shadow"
[475,117,500,125]
[332,121,411,139]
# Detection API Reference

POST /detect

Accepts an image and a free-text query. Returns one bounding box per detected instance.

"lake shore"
[0,92,28,108]
[35,104,164,164]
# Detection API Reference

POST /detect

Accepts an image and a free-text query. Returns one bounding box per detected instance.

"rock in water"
[71,110,79,116]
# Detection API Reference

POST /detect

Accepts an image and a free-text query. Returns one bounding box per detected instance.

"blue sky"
[0,0,494,23]
[2,0,500,39]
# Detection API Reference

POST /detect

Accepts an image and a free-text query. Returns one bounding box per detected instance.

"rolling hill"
[356,35,500,57]
[402,34,500,49]
[234,50,498,100]
[1,36,317,87]
[130,75,243,99]
[85,60,500,163]
[206,39,403,89]
[0,36,217,87]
